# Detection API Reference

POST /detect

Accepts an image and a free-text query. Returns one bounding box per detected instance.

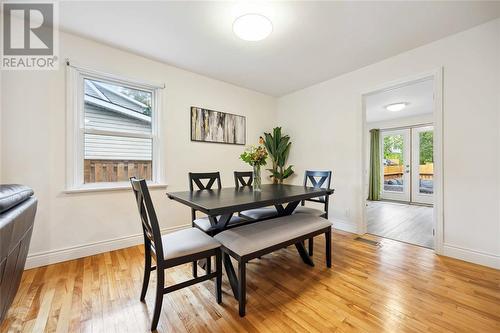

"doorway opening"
[362,73,442,250]
[381,125,434,204]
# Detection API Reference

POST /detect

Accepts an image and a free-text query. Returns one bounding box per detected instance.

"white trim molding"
[329,217,359,234]
[25,224,190,269]
[442,243,500,269]
[65,62,166,192]
[65,59,165,90]
[359,68,444,254]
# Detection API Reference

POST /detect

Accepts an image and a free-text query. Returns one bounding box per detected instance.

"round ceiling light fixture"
[233,14,273,41]
[385,102,408,112]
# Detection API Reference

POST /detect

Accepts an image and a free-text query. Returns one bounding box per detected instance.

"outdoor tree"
[383,131,433,166]
[383,135,404,164]
[118,87,152,116]
[419,130,433,164]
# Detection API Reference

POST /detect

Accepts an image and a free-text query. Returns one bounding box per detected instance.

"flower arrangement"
[240,138,268,191]
[240,141,268,166]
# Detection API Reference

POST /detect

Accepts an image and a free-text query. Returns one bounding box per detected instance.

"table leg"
[223,253,239,300]
[295,242,315,266]
[274,200,300,216]
[209,213,234,232]
[275,201,315,266]
[197,258,207,271]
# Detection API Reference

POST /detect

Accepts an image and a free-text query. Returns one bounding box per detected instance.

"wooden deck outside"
[84,159,152,183]
[384,163,434,180]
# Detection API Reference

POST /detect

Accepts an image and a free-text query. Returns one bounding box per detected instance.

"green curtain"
[368,129,381,201]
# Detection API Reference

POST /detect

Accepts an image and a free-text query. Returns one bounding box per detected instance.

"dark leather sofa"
[0,185,37,323]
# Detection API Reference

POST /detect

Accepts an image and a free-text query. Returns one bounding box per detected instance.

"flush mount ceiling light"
[233,14,273,41]
[385,102,408,112]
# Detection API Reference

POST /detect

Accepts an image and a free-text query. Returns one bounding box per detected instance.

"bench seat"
[293,206,325,217]
[214,214,332,317]
[239,207,278,220]
[215,214,331,257]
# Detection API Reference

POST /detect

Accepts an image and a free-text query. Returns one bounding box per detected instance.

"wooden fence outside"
[383,163,434,180]
[84,159,152,183]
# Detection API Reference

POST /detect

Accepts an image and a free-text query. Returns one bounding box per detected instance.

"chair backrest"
[302,170,332,206]
[130,177,164,262]
[234,171,253,188]
[188,172,222,221]
[189,172,222,191]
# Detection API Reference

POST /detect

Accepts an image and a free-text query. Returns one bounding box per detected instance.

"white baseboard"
[330,217,359,234]
[25,224,190,269]
[443,243,500,269]
[26,220,498,271]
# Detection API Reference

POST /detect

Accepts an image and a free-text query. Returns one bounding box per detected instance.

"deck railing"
[383,163,433,180]
[84,159,152,183]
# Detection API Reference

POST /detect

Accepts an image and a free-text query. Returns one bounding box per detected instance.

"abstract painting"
[191,107,246,145]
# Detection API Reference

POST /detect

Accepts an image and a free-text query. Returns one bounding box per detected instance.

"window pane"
[84,79,152,134]
[383,134,404,192]
[419,130,434,194]
[84,134,152,183]
[82,77,154,185]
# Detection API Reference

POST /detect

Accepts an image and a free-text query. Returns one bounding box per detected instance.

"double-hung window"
[66,64,164,191]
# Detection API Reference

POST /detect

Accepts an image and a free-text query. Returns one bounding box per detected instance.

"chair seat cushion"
[214,214,332,257]
[162,228,220,260]
[293,206,325,217]
[240,207,278,220]
[193,215,247,231]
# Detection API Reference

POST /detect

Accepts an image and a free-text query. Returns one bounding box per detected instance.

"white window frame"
[66,62,166,192]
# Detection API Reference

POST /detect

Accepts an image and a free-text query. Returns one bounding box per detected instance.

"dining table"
[167,183,334,299]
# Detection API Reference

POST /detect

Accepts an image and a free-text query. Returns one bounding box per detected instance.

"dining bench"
[214,214,332,317]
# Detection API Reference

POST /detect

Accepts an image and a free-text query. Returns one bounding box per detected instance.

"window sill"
[64,182,167,194]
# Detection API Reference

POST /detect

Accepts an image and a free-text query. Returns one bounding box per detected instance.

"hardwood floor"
[2,230,499,333]
[367,200,434,248]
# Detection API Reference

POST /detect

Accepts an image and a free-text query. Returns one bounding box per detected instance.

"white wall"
[277,19,500,268]
[1,31,276,268]
[2,19,499,269]
[0,69,2,183]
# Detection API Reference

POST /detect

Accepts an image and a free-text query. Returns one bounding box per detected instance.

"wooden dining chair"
[233,171,253,187]
[188,172,246,277]
[294,170,333,255]
[130,177,222,331]
[235,171,279,221]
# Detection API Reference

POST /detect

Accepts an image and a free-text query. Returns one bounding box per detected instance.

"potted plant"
[240,140,268,191]
[262,127,294,184]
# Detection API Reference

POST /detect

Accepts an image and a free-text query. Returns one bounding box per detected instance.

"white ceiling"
[59,1,500,96]
[365,78,434,123]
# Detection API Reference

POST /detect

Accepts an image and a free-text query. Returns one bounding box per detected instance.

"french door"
[380,129,410,201]
[411,126,434,204]
[380,126,434,204]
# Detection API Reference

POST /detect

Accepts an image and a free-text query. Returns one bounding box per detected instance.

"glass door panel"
[412,126,434,204]
[380,129,410,201]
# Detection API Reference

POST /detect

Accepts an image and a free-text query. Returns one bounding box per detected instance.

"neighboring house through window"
[66,63,164,191]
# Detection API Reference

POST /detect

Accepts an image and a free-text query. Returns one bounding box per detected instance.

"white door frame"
[360,68,444,254]
[380,129,411,202]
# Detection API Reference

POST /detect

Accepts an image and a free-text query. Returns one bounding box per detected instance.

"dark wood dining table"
[167,183,333,299]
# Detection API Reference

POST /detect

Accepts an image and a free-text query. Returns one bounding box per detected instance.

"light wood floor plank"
[1,230,499,333]
[367,201,434,248]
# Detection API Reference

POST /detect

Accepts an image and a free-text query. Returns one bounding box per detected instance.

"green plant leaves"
[263,127,294,182]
